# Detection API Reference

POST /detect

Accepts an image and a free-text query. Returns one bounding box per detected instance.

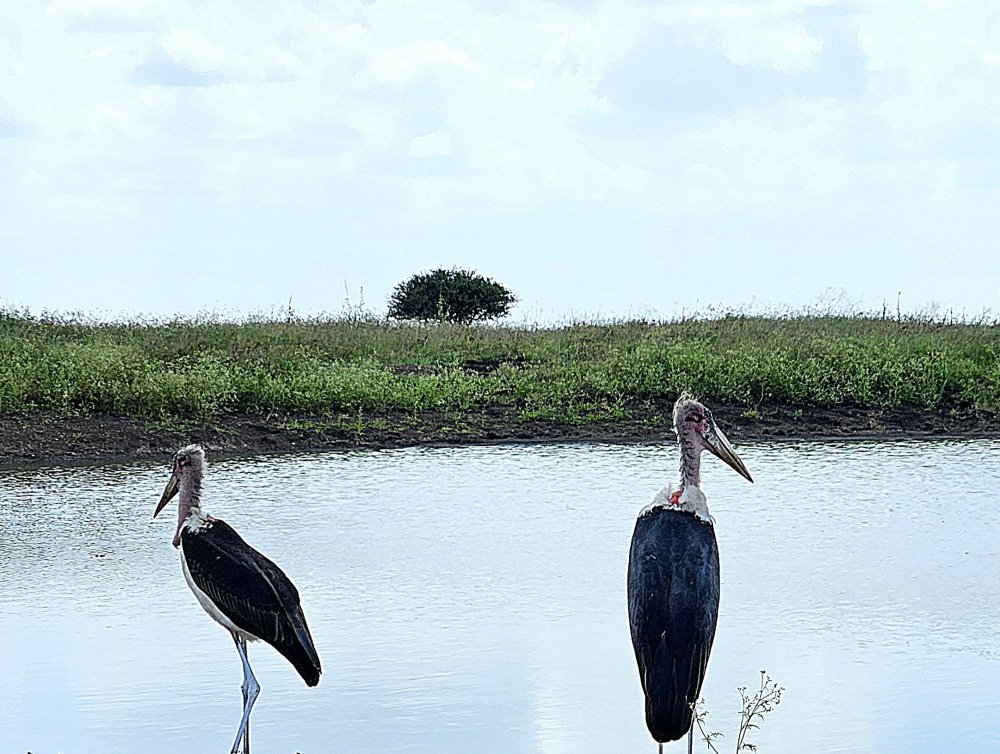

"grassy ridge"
[2,309,1000,423]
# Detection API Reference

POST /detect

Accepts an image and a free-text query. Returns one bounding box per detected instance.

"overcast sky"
[2,1,998,322]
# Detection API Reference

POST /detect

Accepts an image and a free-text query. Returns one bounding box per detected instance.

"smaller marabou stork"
[628,395,753,753]
[153,445,321,754]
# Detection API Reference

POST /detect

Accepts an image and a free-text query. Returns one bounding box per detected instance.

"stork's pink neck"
[173,473,204,548]
[678,425,703,488]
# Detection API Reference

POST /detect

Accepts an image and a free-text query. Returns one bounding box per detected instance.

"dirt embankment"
[2,402,998,468]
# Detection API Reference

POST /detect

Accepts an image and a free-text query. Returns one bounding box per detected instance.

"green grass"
[2,307,1000,422]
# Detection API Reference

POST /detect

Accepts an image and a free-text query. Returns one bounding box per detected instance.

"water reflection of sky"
[1,440,999,752]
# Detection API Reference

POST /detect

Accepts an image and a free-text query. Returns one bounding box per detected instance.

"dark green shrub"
[387,268,516,324]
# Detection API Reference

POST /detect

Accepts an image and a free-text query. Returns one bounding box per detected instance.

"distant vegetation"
[387,268,516,323]
[2,306,1000,423]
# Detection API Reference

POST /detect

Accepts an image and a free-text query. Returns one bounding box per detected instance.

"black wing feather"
[182,519,322,686]
[627,508,720,743]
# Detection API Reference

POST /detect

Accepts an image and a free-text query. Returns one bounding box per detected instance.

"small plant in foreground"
[692,699,723,753]
[692,671,784,753]
[737,671,783,752]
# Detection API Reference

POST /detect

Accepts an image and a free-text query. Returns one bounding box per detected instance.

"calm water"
[1,440,999,753]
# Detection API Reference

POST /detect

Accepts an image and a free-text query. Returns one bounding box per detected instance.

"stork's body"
[154,445,321,754]
[627,397,752,752]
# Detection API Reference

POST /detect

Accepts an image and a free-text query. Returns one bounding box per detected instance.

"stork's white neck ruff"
[639,483,715,525]
[182,508,212,533]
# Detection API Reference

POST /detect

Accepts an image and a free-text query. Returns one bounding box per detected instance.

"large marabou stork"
[628,395,753,753]
[153,444,321,754]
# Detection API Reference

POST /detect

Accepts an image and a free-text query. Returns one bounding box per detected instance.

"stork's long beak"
[705,421,754,483]
[153,471,180,518]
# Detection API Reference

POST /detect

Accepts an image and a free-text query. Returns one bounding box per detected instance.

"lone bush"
[387,268,516,324]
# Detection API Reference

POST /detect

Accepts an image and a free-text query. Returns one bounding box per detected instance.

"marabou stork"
[627,395,753,753]
[153,445,321,754]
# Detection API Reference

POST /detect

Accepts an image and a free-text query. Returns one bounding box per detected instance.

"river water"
[1,439,998,753]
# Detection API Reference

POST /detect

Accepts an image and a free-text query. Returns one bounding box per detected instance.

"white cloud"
[722,24,823,71]
[409,131,455,159]
[46,0,172,31]
[367,40,478,85]
[160,26,243,76]
[683,162,735,206]
[0,97,36,137]
[130,26,265,86]
[80,44,122,60]
[854,2,1000,164]
[43,193,135,218]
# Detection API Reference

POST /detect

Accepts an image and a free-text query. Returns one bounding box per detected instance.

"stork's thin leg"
[687,726,693,754]
[244,706,251,754]
[242,677,251,754]
[229,633,261,754]
[236,651,250,754]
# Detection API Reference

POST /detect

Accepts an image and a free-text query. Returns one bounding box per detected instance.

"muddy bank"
[2,402,998,468]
